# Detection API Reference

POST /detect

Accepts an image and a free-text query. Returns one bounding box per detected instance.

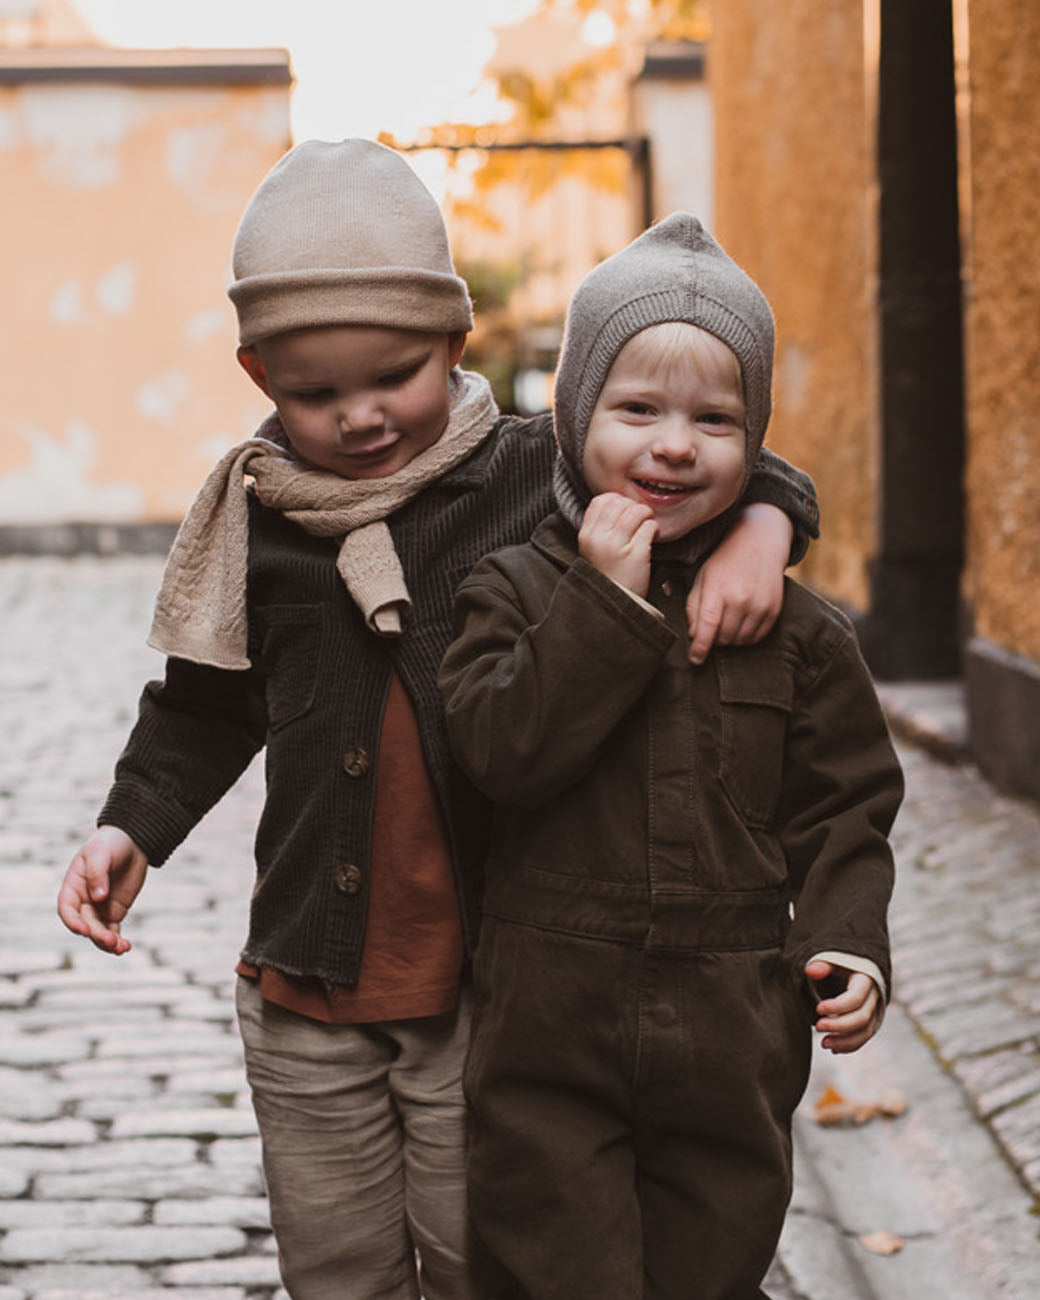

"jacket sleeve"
[776,628,904,999]
[743,447,821,564]
[98,656,268,865]
[439,555,674,808]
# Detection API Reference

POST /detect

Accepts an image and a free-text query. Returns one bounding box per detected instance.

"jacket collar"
[529,512,580,569]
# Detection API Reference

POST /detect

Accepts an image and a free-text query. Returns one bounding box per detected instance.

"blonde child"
[440,214,903,1300]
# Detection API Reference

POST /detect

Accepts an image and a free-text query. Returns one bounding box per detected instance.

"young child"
[439,214,904,1300]
[56,142,819,1300]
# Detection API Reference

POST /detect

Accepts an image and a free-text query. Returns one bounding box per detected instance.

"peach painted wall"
[959,0,1040,662]
[709,0,876,610]
[0,56,291,525]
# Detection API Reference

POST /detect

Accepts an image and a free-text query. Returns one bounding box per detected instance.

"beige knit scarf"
[149,368,498,669]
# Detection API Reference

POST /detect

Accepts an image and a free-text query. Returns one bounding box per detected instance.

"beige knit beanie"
[553,213,775,495]
[229,138,474,345]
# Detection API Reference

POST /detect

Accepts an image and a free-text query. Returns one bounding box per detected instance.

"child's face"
[239,325,466,479]
[582,328,747,543]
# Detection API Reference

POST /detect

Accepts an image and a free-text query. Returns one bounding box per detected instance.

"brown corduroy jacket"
[439,514,904,1010]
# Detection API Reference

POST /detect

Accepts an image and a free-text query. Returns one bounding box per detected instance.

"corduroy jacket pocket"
[253,604,325,733]
[716,652,794,828]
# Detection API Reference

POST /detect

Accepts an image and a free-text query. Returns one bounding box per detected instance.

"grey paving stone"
[56,1052,242,1082]
[0,1166,29,1196]
[153,1197,271,1230]
[989,1090,1040,1168]
[0,1118,97,1147]
[93,1026,239,1059]
[1007,980,1040,1016]
[110,1108,259,1140]
[77,1092,224,1122]
[0,1226,247,1264]
[166,995,235,1023]
[899,971,1011,1016]
[0,1200,145,1229]
[27,964,184,991]
[952,1044,1040,1103]
[33,1292,246,1300]
[161,1256,284,1287]
[1,1264,151,1291]
[34,984,185,1010]
[0,1086,64,1123]
[3,1138,197,1174]
[914,999,1037,1061]
[0,981,32,1010]
[34,1163,264,1200]
[0,1008,162,1036]
[975,1066,1040,1119]
[52,1073,160,1107]
[0,949,65,978]
[165,1067,250,1097]
[208,1137,263,1168]
[0,1031,92,1067]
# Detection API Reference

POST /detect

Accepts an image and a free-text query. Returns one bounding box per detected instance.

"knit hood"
[552,213,775,526]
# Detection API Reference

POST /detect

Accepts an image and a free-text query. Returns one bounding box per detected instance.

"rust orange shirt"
[237,672,464,1023]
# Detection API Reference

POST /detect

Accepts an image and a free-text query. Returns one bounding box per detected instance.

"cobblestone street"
[2,556,1039,1299]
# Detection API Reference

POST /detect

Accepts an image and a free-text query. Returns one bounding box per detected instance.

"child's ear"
[237,346,270,395]
[447,331,467,368]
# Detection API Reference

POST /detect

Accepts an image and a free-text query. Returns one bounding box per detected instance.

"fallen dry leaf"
[809,1085,908,1127]
[859,1229,904,1256]
[809,1084,857,1126]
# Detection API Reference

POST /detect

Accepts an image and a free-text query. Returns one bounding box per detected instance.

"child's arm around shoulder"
[687,448,820,664]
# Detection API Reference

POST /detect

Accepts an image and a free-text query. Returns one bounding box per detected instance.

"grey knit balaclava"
[552,212,775,538]
[228,138,473,346]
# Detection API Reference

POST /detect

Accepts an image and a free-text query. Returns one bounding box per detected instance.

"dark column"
[858,0,965,679]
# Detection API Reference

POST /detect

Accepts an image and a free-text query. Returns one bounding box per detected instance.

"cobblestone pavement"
[2,557,1039,1299]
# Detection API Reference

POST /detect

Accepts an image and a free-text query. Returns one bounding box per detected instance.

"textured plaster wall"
[709,0,876,610]
[0,82,289,524]
[961,0,1040,660]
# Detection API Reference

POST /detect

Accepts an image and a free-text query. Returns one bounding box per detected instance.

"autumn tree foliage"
[379,0,708,209]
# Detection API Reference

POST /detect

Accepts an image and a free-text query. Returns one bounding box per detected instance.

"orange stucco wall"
[0,77,290,524]
[709,0,876,610]
[960,0,1040,661]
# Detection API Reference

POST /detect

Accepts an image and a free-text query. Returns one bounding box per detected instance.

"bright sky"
[72,0,540,142]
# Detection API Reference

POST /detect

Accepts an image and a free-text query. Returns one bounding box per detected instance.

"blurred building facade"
[711,0,1040,800]
[0,1,290,540]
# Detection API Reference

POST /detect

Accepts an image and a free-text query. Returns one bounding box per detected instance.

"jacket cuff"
[744,455,821,565]
[98,778,198,866]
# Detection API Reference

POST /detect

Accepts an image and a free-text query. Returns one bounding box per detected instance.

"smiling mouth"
[633,477,695,497]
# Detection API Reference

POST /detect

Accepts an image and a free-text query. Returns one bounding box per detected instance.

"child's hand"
[57,826,149,956]
[578,493,658,599]
[686,502,794,664]
[806,959,882,1054]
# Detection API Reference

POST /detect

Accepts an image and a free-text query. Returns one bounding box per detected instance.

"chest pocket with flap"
[252,603,325,733]
[716,651,794,828]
